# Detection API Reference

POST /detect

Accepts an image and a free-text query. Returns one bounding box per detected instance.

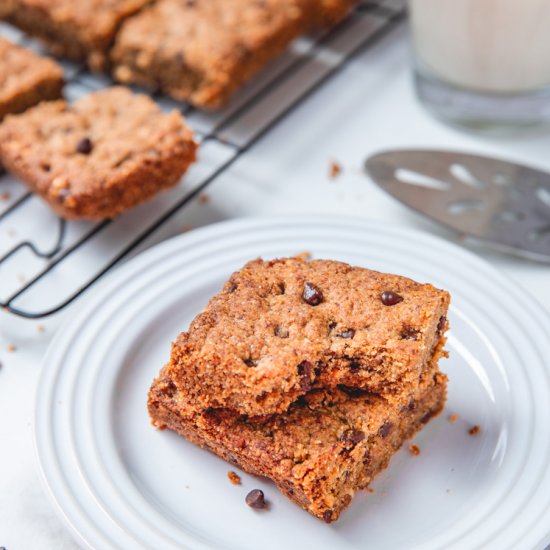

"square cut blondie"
[111,0,318,109]
[165,258,450,417]
[111,0,357,109]
[0,0,152,71]
[149,362,447,523]
[0,37,63,121]
[0,86,197,219]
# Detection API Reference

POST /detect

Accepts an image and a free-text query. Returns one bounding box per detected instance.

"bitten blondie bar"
[0,37,63,120]
[0,87,197,219]
[1,0,151,71]
[111,0,317,108]
[149,362,447,523]
[165,258,450,416]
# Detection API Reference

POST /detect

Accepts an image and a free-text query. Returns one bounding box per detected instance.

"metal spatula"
[365,149,550,262]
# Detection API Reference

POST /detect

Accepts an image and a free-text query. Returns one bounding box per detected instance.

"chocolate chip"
[274,325,289,338]
[164,380,177,398]
[338,329,355,339]
[381,290,403,306]
[226,282,237,293]
[297,360,314,391]
[437,315,447,334]
[56,187,71,202]
[244,358,258,368]
[246,489,267,509]
[344,356,361,371]
[303,282,323,305]
[322,510,333,523]
[277,282,286,295]
[76,137,93,154]
[400,326,420,341]
[377,422,392,438]
[340,428,365,447]
[236,43,252,61]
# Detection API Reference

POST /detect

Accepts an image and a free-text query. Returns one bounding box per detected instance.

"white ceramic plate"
[35,216,550,550]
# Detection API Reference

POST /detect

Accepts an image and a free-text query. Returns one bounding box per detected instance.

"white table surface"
[1,21,549,550]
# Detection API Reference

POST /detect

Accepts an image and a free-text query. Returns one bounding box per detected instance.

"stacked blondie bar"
[148,257,450,522]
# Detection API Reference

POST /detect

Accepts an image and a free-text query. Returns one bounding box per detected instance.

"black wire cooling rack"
[0,0,405,318]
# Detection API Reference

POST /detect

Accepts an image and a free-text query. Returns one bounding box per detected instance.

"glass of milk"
[410,0,550,131]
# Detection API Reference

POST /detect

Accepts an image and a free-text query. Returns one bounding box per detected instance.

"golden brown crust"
[111,0,318,108]
[149,363,447,522]
[0,37,63,120]
[0,87,197,219]
[1,0,152,71]
[167,257,450,416]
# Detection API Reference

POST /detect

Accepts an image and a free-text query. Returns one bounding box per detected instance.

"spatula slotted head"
[366,150,550,262]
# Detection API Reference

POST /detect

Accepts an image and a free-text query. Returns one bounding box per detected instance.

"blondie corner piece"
[0,87,197,219]
[0,37,63,121]
[1,0,152,71]
[149,364,447,523]
[165,257,450,416]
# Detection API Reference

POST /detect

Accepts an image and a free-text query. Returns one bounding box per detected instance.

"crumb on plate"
[227,471,241,485]
[409,444,421,456]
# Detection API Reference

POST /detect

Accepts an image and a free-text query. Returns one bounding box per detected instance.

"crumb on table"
[448,414,459,424]
[227,471,241,485]
[198,193,210,205]
[6,344,16,352]
[329,160,342,179]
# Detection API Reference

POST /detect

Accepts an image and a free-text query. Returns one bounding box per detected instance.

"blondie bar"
[166,258,449,416]
[149,362,447,523]
[1,0,151,71]
[0,37,63,120]
[0,87,197,219]
[111,0,317,108]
